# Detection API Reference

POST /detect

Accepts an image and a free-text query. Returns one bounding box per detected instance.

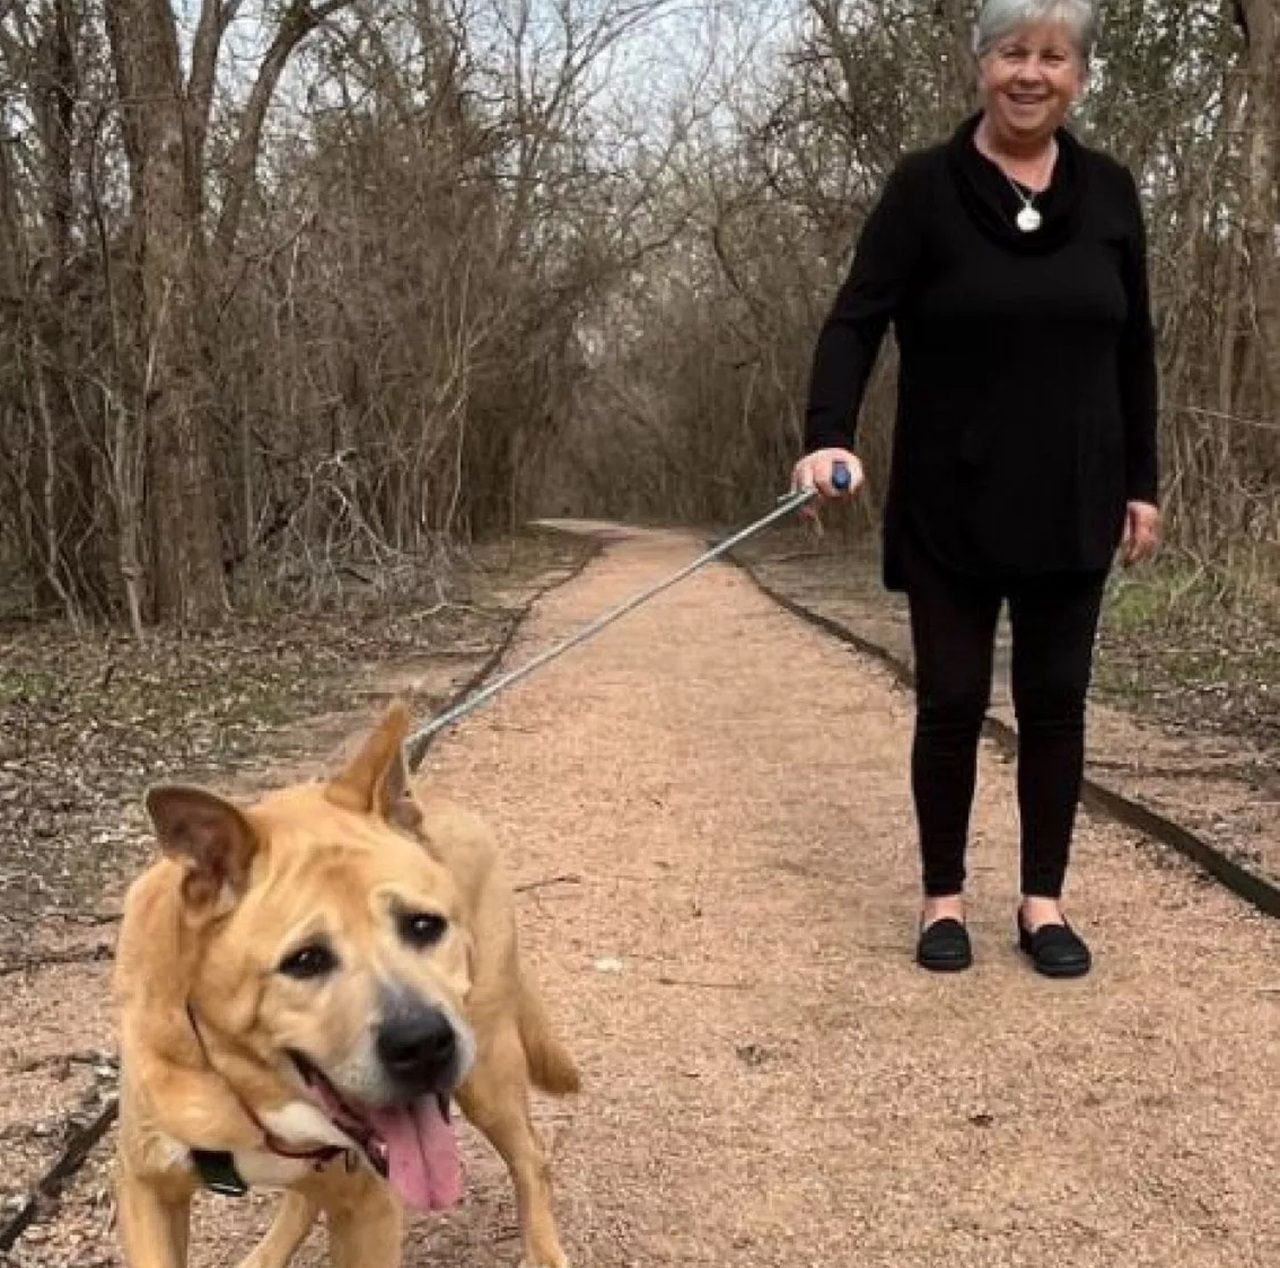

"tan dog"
[112,701,579,1268]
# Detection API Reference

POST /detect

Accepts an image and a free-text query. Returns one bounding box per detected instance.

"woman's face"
[977,21,1084,146]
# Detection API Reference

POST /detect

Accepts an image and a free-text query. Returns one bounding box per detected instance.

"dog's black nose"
[376,1010,457,1090]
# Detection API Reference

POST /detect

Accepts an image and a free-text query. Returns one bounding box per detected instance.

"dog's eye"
[279,942,338,980]
[399,911,447,948]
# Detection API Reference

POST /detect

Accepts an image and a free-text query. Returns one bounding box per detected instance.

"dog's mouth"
[288,1051,462,1211]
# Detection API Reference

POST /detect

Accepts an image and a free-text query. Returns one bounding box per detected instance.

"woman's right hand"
[790,448,865,500]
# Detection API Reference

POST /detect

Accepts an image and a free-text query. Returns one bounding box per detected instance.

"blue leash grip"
[831,461,852,492]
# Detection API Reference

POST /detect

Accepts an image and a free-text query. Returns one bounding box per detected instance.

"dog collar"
[190,1141,350,1199]
[191,1150,249,1198]
[184,1002,353,1183]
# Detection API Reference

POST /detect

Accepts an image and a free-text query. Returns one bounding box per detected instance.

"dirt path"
[6,524,1280,1266]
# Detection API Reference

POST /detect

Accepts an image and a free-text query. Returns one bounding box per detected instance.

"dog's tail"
[518,973,581,1096]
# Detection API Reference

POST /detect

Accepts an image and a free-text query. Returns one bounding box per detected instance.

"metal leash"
[404,463,852,761]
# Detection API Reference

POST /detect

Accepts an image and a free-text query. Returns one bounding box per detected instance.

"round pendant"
[1016,205,1042,233]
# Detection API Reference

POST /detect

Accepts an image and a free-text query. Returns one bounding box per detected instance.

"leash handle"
[787,458,854,506]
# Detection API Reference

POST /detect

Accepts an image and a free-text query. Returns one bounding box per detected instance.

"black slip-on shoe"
[1017,916,1091,979]
[915,917,973,973]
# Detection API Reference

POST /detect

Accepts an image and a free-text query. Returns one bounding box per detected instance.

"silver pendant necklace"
[1005,141,1056,233]
[1012,197,1042,233]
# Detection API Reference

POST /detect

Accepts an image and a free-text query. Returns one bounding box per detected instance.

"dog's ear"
[378,732,424,833]
[327,700,423,832]
[144,786,259,908]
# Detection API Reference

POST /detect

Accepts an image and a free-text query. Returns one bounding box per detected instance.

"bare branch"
[213,0,355,266]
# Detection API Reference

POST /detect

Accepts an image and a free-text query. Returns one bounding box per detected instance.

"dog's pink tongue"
[367,1099,462,1211]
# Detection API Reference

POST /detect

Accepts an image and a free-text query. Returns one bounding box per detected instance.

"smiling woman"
[791,0,1161,979]
[972,0,1093,209]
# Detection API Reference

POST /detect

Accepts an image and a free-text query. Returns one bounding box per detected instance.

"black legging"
[903,534,1107,900]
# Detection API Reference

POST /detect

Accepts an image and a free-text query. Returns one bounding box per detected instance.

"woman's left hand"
[1121,500,1160,566]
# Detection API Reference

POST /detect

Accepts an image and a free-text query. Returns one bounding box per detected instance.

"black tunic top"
[803,112,1159,591]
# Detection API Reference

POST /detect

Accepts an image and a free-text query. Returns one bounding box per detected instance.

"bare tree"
[1,0,1276,627]
[101,0,352,625]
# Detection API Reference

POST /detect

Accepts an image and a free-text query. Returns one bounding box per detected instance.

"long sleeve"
[1117,168,1159,504]
[803,159,924,453]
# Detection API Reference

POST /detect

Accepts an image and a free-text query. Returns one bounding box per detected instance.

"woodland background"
[0,0,1277,635]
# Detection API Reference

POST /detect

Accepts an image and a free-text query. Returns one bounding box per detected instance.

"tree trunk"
[1238,0,1280,426]
[33,0,116,620]
[104,0,227,625]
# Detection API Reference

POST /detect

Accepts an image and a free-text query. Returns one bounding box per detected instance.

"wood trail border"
[727,552,1280,923]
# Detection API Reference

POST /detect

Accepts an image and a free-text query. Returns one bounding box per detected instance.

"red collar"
[185,1002,349,1165]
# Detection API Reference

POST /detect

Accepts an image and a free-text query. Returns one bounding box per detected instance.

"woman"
[792,0,1159,978]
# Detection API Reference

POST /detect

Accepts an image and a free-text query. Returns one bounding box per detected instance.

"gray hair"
[972,0,1098,63]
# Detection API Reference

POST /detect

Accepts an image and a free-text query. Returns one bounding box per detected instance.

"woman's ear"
[1074,69,1089,104]
[1070,50,1090,104]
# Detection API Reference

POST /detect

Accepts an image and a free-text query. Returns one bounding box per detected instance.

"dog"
[112,700,580,1268]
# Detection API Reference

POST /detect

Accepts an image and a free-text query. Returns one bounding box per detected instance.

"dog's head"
[144,701,472,1209]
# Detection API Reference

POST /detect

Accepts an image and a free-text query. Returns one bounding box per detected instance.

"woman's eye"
[279,943,338,980]
[399,911,448,948]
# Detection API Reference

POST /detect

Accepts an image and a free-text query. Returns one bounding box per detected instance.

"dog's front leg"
[237,1191,319,1268]
[457,1030,570,1268]
[115,1172,192,1268]
[321,1168,403,1268]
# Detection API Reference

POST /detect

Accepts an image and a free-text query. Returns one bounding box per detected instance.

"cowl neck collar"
[946,111,1087,254]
